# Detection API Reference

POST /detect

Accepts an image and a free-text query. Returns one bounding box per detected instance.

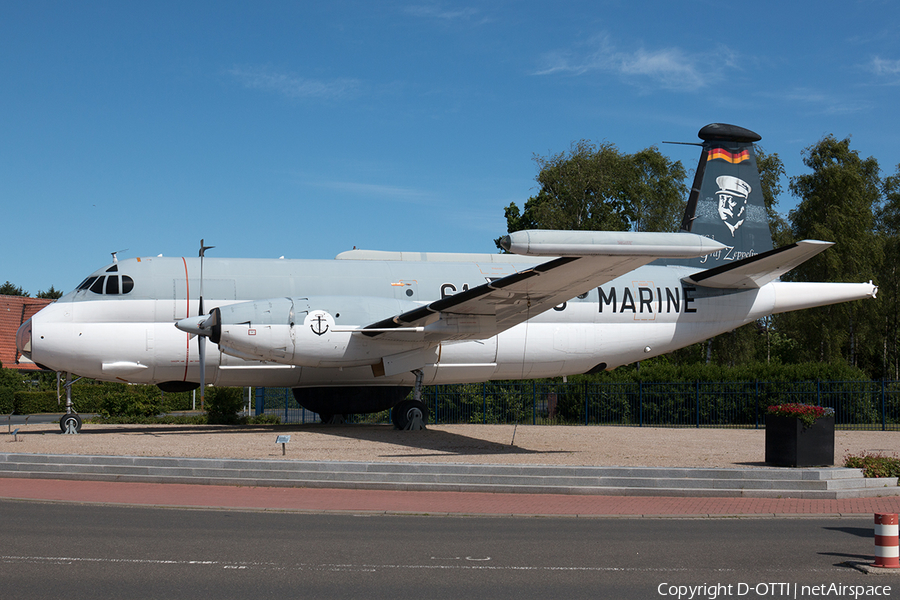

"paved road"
[0,500,891,600]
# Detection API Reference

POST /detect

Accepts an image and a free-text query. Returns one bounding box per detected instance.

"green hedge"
[9,383,195,415]
[14,391,61,414]
[0,387,14,414]
[582,360,869,384]
[205,387,244,424]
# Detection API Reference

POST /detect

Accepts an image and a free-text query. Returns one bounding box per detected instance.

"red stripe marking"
[182,257,190,382]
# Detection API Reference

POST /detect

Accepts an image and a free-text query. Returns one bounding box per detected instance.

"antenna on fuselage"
[110,249,128,263]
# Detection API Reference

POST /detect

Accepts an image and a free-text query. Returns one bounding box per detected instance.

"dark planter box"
[765,414,834,467]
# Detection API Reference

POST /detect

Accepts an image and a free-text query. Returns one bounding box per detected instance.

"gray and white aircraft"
[16,124,877,431]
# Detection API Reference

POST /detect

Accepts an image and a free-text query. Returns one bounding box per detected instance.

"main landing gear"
[391,369,428,430]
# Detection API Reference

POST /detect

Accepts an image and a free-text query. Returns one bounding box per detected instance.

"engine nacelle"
[211,296,416,368]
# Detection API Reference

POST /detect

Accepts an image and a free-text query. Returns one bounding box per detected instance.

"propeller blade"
[197,239,213,410]
[198,334,206,409]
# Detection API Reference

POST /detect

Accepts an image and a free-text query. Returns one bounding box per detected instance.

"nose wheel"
[60,413,82,434]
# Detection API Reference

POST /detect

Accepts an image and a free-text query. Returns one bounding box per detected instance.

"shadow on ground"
[67,422,574,458]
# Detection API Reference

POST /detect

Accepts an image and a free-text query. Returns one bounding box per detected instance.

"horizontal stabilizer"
[685,240,833,289]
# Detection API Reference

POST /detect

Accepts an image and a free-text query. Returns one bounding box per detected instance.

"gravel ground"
[3,422,898,468]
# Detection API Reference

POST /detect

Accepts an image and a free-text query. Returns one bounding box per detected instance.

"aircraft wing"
[684,240,833,289]
[361,230,725,342]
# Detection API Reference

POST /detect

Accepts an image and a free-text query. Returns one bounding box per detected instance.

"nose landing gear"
[60,412,82,434]
[58,372,83,434]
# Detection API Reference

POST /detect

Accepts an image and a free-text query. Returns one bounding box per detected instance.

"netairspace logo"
[657,582,893,599]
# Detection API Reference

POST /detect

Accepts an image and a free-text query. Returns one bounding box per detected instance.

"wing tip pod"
[501,230,726,259]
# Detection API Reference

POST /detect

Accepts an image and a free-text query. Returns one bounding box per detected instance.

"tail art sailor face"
[715,175,751,236]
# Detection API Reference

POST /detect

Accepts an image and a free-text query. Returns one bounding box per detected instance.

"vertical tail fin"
[677,123,772,269]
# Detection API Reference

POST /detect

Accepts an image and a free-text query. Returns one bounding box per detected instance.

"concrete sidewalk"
[4,424,898,517]
[3,476,900,517]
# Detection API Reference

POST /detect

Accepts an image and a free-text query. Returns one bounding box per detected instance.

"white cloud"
[870,56,900,76]
[533,34,709,91]
[760,87,873,116]
[403,3,482,22]
[228,66,360,100]
[312,179,436,204]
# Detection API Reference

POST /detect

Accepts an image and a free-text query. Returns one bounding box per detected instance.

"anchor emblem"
[306,311,333,336]
[311,314,329,336]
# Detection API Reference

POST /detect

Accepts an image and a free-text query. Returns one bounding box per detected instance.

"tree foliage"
[37,286,63,299]
[0,282,62,298]
[779,135,883,370]
[0,281,28,296]
[877,164,900,378]
[497,141,686,248]
[755,146,791,247]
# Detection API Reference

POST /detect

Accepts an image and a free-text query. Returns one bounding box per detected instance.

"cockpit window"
[105,275,119,295]
[106,265,118,272]
[77,276,98,291]
[78,274,135,295]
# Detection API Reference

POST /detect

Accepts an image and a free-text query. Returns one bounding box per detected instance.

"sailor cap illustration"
[715,176,751,199]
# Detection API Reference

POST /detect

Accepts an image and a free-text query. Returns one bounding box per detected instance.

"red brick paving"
[2,477,900,517]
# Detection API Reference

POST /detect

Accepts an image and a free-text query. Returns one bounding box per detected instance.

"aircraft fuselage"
[21,251,811,390]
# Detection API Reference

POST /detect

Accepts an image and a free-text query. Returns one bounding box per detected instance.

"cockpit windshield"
[76,265,134,295]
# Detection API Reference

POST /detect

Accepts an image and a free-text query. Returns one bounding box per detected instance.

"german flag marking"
[707,148,749,163]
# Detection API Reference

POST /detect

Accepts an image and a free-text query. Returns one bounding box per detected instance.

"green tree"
[0,362,25,390]
[497,141,686,248]
[755,146,791,247]
[781,135,882,370]
[37,286,63,299]
[877,165,900,378]
[0,281,28,296]
[627,147,687,232]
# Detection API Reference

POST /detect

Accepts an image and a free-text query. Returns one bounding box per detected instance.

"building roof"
[0,295,54,371]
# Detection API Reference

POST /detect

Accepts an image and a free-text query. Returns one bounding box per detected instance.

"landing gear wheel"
[60,413,82,434]
[392,400,427,430]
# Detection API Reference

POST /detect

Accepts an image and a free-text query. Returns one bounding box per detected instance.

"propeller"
[198,239,214,408]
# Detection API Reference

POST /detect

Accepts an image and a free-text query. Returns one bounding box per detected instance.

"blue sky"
[3,1,899,295]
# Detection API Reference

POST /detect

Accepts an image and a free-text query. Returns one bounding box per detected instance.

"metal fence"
[255,380,900,430]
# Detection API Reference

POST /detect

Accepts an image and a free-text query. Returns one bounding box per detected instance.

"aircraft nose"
[15,318,33,362]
